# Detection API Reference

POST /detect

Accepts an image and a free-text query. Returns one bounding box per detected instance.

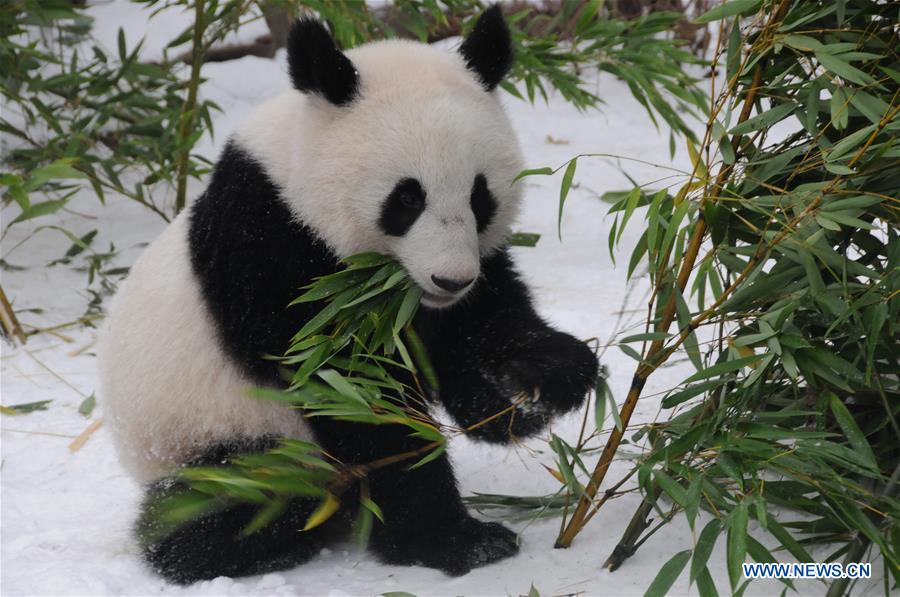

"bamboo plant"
[501,0,898,595]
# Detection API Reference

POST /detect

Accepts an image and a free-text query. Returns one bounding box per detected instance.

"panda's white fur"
[99,39,522,482]
[98,214,314,481]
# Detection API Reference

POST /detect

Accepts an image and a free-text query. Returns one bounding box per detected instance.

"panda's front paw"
[374,516,519,575]
[501,332,597,411]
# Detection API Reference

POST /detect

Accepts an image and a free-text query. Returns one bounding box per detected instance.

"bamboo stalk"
[173,0,206,215]
[0,284,26,346]
[604,485,662,571]
[555,62,766,549]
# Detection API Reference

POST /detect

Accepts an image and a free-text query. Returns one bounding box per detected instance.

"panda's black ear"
[287,18,359,106]
[459,4,512,92]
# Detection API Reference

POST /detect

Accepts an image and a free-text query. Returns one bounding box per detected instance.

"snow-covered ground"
[1,4,867,596]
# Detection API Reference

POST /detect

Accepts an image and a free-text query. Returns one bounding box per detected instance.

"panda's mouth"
[420,290,460,309]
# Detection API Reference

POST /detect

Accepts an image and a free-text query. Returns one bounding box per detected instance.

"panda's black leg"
[136,438,342,585]
[308,417,519,575]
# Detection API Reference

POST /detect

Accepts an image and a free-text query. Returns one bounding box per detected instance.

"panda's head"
[281,6,522,309]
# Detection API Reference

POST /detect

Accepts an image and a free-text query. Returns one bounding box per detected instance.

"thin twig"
[174,0,206,214]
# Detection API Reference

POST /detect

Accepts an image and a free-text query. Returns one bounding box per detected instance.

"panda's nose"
[431,275,475,293]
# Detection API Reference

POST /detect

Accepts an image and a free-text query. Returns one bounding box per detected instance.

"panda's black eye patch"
[379,178,426,237]
[470,174,496,234]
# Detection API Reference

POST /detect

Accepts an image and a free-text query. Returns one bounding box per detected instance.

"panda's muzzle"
[421,275,475,309]
[430,275,475,293]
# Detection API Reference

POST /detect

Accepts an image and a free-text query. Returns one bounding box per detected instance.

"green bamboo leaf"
[617,187,642,243]
[659,198,691,260]
[830,86,849,130]
[729,103,796,135]
[23,159,85,191]
[607,387,622,432]
[816,51,875,86]
[828,392,877,469]
[673,290,702,371]
[662,380,719,408]
[626,230,649,281]
[683,355,761,384]
[242,499,286,536]
[644,549,691,597]
[824,163,854,175]
[408,443,445,470]
[822,194,882,211]
[508,232,541,247]
[594,370,608,430]
[317,369,367,406]
[0,400,53,415]
[726,21,741,81]
[727,500,749,591]
[696,567,719,597]
[805,83,820,134]
[654,470,687,508]
[691,519,723,584]
[360,497,384,523]
[78,394,96,417]
[291,288,356,341]
[393,286,422,334]
[685,476,702,529]
[557,158,578,240]
[765,514,813,563]
[694,0,761,24]
[781,34,824,52]
[550,434,581,495]
[849,90,891,124]
[620,332,671,343]
[607,215,618,265]
[512,166,553,183]
[827,124,876,161]
[10,199,68,225]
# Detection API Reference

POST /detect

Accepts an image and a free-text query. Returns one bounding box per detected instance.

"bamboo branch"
[174,0,206,215]
[604,485,663,571]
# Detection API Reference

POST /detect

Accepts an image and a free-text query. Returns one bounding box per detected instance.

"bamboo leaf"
[78,394,96,417]
[408,443,446,470]
[827,392,877,469]
[696,567,719,597]
[683,355,762,384]
[302,493,340,531]
[1,400,53,415]
[729,103,796,135]
[654,470,687,508]
[816,51,875,86]
[513,167,553,183]
[727,500,749,591]
[694,0,761,24]
[557,158,578,240]
[691,519,722,584]
[644,549,691,597]
[617,187,643,243]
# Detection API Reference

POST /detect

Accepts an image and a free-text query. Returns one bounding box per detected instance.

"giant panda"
[98,5,598,585]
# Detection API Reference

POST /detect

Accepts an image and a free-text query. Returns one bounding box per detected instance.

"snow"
[1,4,879,596]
